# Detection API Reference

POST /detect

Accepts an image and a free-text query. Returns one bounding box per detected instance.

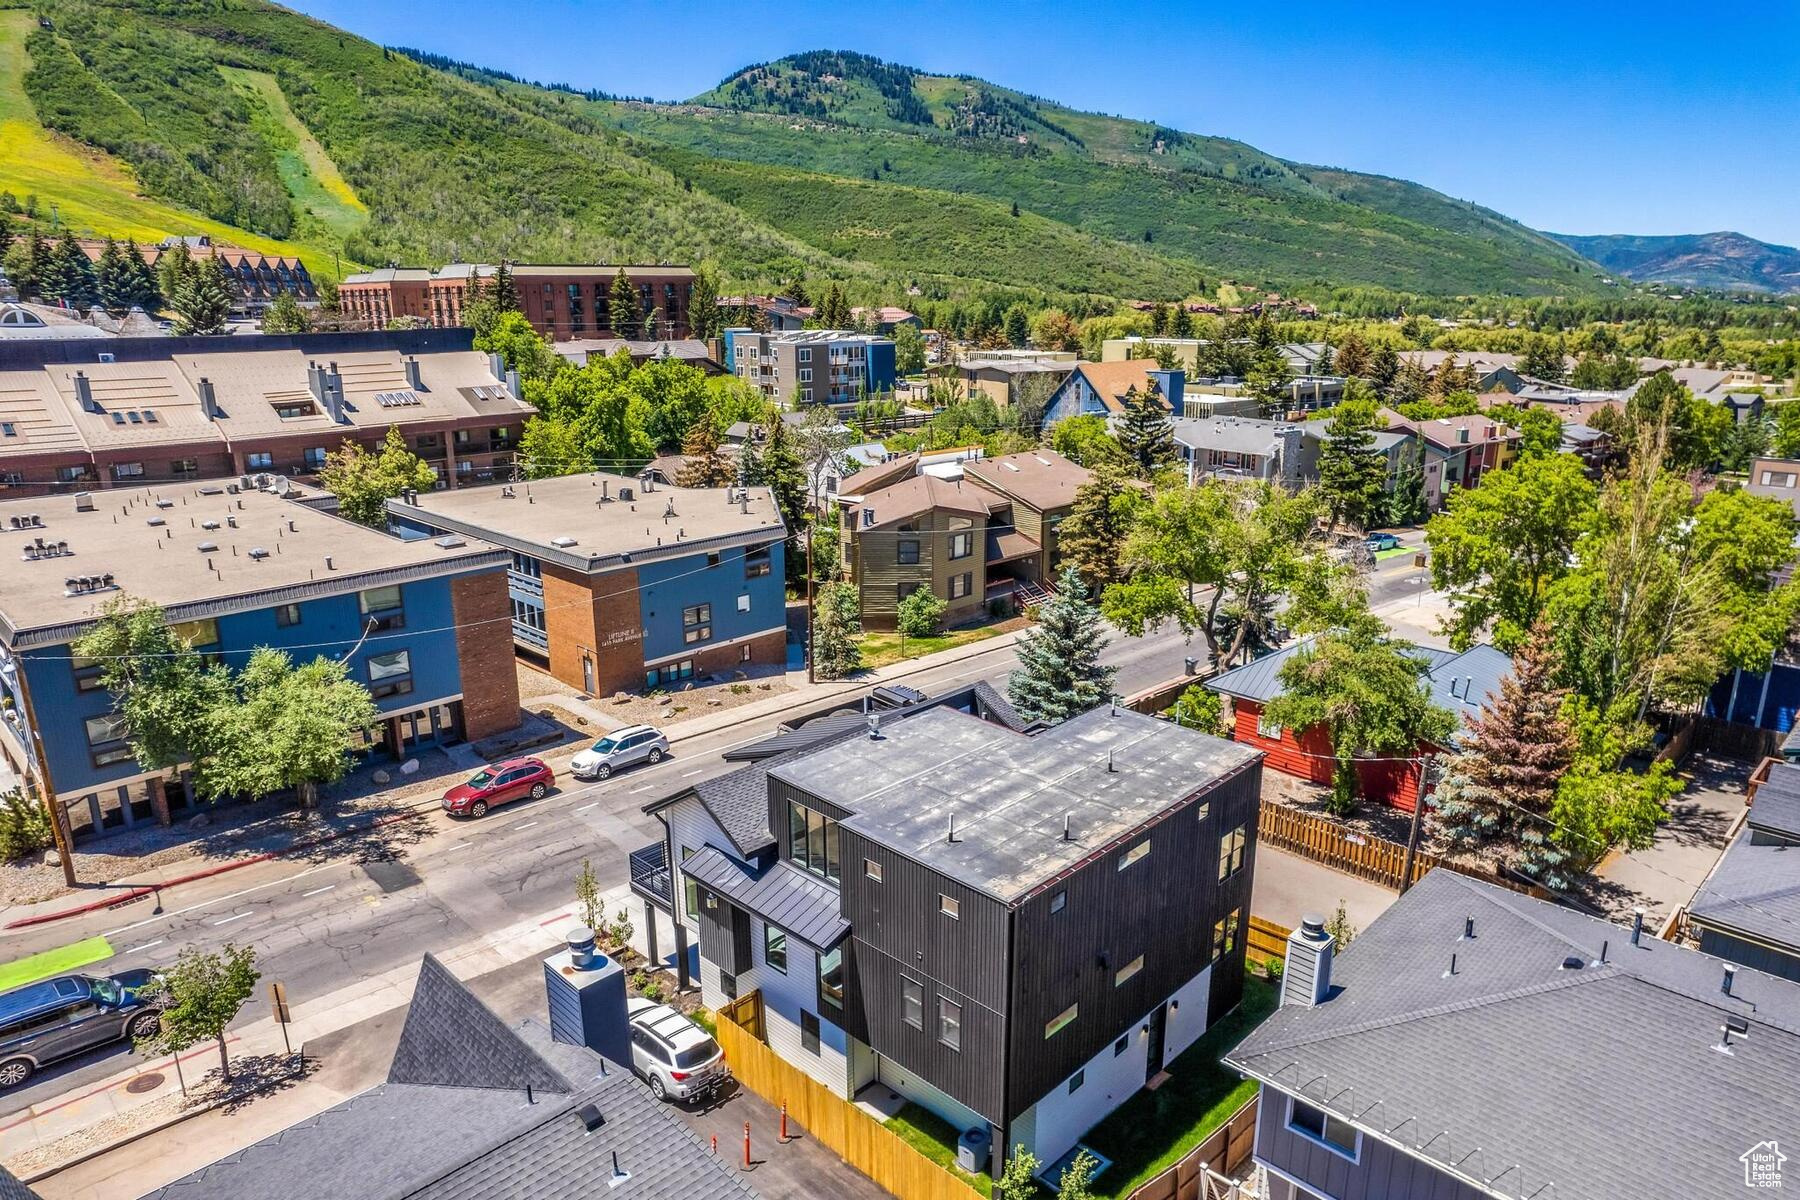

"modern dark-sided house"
[1688,761,1800,983]
[639,703,1263,1177]
[139,954,756,1200]
[1229,869,1800,1200]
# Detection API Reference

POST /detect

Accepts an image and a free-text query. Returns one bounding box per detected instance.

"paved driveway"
[672,1081,891,1200]
[1590,751,1748,923]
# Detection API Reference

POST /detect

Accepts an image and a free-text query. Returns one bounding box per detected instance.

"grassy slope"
[0,10,324,262]
[219,65,367,246]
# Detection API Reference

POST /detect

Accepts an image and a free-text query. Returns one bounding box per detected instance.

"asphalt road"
[0,542,1431,1114]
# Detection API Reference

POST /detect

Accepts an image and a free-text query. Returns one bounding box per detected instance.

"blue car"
[1366,532,1401,552]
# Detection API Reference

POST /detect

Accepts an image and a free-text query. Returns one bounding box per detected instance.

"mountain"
[1547,231,1800,294]
[7,6,1605,301]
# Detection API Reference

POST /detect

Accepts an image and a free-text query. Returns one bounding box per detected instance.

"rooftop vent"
[619,486,634,502]
[433,535,466,549]
[156,499,174,510]
[576,1103,605,1133]
[248,547,270,561]
[64,574,115,595]
[196,541,218,553]
[201,520,220,531]
[146,517,165,528]
[74,492,95,513]
[1560,955,1585,971]
[501,485,516,499]
[551,536,578,548]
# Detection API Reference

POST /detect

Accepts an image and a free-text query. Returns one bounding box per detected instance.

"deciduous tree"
[812,581,863,680]
[319,426,439,526]
[135,944,259,1082]
[676,417,736,487]
[202,649,380,809]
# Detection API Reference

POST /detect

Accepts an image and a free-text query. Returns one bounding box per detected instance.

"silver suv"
[626,998,726,1103]
[569,725,669,781]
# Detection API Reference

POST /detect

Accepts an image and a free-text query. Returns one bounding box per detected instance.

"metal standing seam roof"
[682,846,849,950]
[1227,869,1800,1200]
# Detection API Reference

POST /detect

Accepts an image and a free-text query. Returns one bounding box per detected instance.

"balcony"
[630,841,672,908]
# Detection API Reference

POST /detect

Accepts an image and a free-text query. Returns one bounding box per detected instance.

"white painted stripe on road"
[103,862,338,937]
[302,885,336,898]
[630,785,652,793]
[574,803,598,813]
[444,841,471,852]
[513,820,540,830]
[124,939,164,954]
[681,769,704,778]
[213,911,252,926]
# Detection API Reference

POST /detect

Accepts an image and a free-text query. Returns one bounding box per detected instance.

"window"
[787,802,841,883]
[1762,470,1798,489]
[1213,909,1241,960]
[1118,839,1150,871]
[764,925,788,974]
[681,847,699,920]
[706,552,721,568]
[1257,712,1282,739]
[0,422,13,437]
[85,712,132,767]
[275,603,302,628]
[169,458,199,479]
[111,462,144,480]
[949,573,972,600]
[939,894,960,920]
[70,655,107,693]
[799,368,813,383]
[818,946,844,1013]
[1196,801,1211,823]
[745,548,772,578]
[720,971,737,1001]
[1114,954,1144,986]
[901,978,923,1029]
[366,650,412,700]
[800,1010,821,1054]
[171,618,219,648]
[937,996,962,1051]
[303,447,327,471]
[948,532,973,560]
[247,452,273,470]
[1219,825,1246,881]
[1113,1034,1130,1057]
[274,400,317,419]
[1068,1069,1085,1094]
[897,539,920,565]
[1050,890,1067,914]
[1044,1003,1078,1040]
[359,585,405,631]
[1289,1098,1359,1161]
[683,603,712,645]
[798,348,812,363]
[864,859,883,882]
[56,465,87,483]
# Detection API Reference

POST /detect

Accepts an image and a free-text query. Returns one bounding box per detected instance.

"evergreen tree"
[1116,386,1176,479]
[812,581,863,680]
[0,210,14,264]
[170,258,233,335]
[1057,461,1144,588]
[489,261,520,312]
[3,227,48,298]
[1429,623,1576,886]
[1388,357,1431,406]
[608,266,642,337]
[260,290,310,334]
[644,305,664,339]
[1003,303,1030,348]
[1170,304,1194,339]
[1316,398,1389,530]
[1367,344,1400,396]
[94,237,131,310]
[688,268,721,340]
[1008,566,1117,725]
[758,410,808,584]
[122,240,161,310]
[1385,443,1428,527]
[675,417,735,487]
[157,242,196,304]
[43,230,96,308]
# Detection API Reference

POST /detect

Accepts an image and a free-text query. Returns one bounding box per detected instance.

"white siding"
[1159,963,1215,1067]
[1022,1018,1149,1169]
[742,917,849,1095]
[664,796,740,939]
[878,1056,989,1138]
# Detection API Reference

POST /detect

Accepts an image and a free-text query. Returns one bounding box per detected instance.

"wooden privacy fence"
[1258,803,1525,895]
[1246,916,1290,963]
[715,1002,984,1200]
[1123,1094,1259,1200]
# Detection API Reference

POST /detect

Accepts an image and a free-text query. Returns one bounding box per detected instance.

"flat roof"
[771,706,1258,902]
[0,483,504,645]
[393,472,786,572]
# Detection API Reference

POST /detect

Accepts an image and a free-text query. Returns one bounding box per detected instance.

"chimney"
[1281,914,1335,1008]
[322,364,347,424]
[544,927,630,1069]
[506,367,522,400]
[73,371,99,413]
[307,361,326,404]
[198,377,219,420]
[403,357,423,390]
[489,351,507,382]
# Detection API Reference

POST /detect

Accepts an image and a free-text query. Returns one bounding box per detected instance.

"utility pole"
[805,513,816,685]
[1398,755,1429,894]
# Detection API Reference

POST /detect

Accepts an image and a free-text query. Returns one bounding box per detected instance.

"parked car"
[0,970,163,1089]
[441,757,553,818]
[570,725,669,781]
[1366,531,1401,552]
[626,998,726,1103]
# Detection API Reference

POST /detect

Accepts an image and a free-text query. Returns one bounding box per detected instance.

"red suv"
[442,757,553,818]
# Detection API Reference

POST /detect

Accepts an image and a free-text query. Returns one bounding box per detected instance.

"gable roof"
[963,449,1091,513]
[1067,359,1172,414]
[387,954,572,1094]
[1227,869,1800,1200]
[837,452,919,496]
[841,473,998,528]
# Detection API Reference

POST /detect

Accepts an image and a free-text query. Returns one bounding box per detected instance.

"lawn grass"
[885,1101,993,1198]
[1082,977,1278,1198]
[0,936,113,992]
[0,12,328,263]
[859,623,1007,670]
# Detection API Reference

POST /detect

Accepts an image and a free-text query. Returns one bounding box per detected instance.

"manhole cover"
[125,1072,165,1094]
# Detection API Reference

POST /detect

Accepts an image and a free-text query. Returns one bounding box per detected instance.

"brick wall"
[542,562,646,696]
[450,570,522,740]
[650,628,787,679]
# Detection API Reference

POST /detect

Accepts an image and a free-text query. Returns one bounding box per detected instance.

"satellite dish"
[272,476,292,497]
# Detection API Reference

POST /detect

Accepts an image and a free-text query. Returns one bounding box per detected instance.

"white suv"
[626,998,727,1103]
[570,725,669,781]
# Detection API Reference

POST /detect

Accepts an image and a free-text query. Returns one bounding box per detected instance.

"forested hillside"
[1550,231,1800,294]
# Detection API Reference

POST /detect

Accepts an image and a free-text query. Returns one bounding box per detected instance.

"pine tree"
[121,240,160,310]
[1429,623,1576,885]
[609,266,642,337]
[260,290,310,334]
[489,261,520,312]
[688,269,720,340]
[1116,386,1176,479]
[1007,566,1117,724]
[1057,461,1142,588]
[1317,399,1389,530]
[0,210,13,263]
[170,258,233,335]
[643,306,663,339]
[1367,344,1399,396]
[94,237,130,310]
[759,411,808,585]
[5,227,48,298]
[676,417,734,487]
[157,242,195,304]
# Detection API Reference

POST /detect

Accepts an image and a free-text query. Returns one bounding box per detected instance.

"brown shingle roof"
[844,474,997,528]
[838,453,919,496]
[1070,359,1171,413]
[963,450,1092,513]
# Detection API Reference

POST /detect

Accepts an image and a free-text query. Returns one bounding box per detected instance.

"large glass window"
[897,539,920,565]
[367,650,413,700]
[901,977,923,1029]
[85,713,132,767]
[681,847,699,920]
[70,655,107,693]
[938,996,961,1051]
[948,532,973,560]
[1219,825,1247,881]
[683,603,712,645]
[170,618,219,648]
[1213,908,1242,960]
[1289,1099,1359,1160]
[818,945,844,1013]
[359,585,405,631]
[788,801,841,883]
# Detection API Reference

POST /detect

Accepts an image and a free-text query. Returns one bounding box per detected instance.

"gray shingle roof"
[0,1166,40,1200]
[1688,826,1800,951]
[1751,764,1800,840]
[683,846,849,949]
[1227,870,1800,1200]
[386,954,571,1095]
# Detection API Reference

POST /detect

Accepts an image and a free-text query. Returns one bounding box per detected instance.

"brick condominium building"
[338,264,696,342]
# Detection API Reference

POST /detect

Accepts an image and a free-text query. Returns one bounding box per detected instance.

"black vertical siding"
[840,829,1011,1123]
[1006,761,1262,1116]
[696,886,751,974]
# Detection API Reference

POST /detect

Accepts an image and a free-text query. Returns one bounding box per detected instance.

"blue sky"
[291,0,1800,247]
